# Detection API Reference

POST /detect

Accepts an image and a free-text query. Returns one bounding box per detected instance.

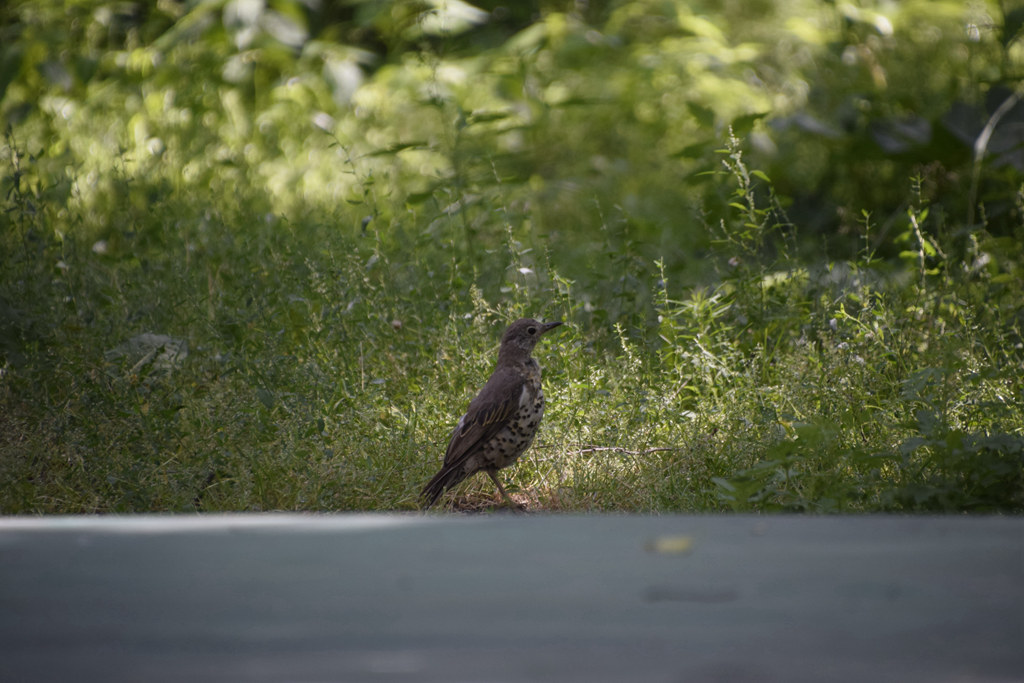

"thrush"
[422,318,563,509]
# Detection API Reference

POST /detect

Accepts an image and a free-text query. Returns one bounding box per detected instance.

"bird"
[422,318,563,509]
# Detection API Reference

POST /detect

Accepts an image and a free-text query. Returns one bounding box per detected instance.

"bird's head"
[498,318,562,362]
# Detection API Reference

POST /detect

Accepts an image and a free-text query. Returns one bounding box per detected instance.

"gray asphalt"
[1,514,1021,682]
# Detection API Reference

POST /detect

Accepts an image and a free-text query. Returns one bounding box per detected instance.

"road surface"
[1,514,1021,682]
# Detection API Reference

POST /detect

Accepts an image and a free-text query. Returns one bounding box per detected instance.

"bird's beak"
[541,321,563,334]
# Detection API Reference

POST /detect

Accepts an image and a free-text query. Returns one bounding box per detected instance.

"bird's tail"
[421,464,466,509]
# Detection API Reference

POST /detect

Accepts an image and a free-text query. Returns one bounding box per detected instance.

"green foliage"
[1,0,1022,513]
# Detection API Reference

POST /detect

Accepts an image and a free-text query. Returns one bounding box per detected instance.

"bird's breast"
[516,377,545,424]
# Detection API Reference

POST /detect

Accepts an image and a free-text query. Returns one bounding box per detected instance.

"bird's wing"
[442,366,526,468]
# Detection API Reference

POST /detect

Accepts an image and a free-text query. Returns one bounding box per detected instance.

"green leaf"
[687,102,716,129]
[731,112,767,136]
[672,141,713,159]
[466,110,514,125]
[363,142,429,157]
[1002,7,1024,49]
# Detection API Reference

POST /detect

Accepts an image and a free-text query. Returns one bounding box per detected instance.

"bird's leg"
[486,470,518,508]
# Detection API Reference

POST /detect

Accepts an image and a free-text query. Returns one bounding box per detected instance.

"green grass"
[1,0,1022,513]
[2,130,1021,513]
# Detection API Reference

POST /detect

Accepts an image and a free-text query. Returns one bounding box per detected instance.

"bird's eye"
[528,326,537,335]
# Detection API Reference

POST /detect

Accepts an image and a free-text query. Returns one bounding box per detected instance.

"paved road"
[1,514,1021,682]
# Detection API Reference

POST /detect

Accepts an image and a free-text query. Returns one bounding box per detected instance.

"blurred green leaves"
[3,0,1020,266]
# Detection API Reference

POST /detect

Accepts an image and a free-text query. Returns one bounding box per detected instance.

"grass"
[2,128,1022,514]
[2,0,1022,513]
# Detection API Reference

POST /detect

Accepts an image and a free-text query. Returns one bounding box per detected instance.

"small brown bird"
[422,318,563,509]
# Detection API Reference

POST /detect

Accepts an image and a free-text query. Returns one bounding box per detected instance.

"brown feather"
[443,367,525,466]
